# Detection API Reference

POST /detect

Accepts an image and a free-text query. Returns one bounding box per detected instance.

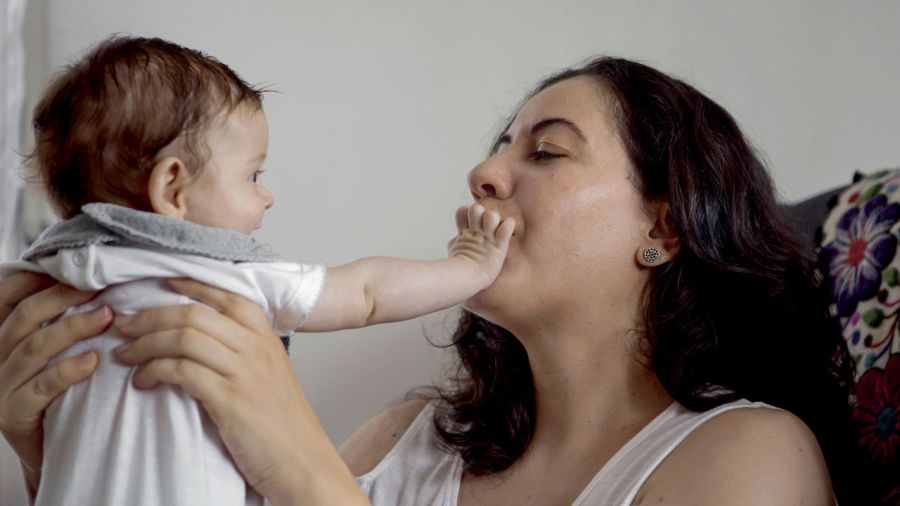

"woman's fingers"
[1,306,112,393]
[104,280,354,503]
[131,357,230,409]
[166,278,275,336]
[0,282,99,361]
[131,357,220,395]
[0,275,106,481]
[115,328,240,378]
[0,272,56,323]
[116,303,247,353]
[2,352,98,435]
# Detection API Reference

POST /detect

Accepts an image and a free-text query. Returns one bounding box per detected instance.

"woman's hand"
[0,271,112,496]
[113,278,369,506]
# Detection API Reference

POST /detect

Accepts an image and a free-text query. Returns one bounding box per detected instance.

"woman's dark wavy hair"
[434,56,866,503]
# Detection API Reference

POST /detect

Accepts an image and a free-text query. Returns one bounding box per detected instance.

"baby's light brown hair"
[27,36,264,218]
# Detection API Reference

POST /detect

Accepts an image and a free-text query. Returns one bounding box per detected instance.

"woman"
[0,57,860,504]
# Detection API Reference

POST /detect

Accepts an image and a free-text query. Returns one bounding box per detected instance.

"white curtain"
[0,1,28,504]
[0,0,25,262]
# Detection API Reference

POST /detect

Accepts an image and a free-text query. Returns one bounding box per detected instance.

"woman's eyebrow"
[530,117,586,141]
[491,117,585,153]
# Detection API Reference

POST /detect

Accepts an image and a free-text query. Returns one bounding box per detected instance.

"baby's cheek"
[184,208,219,229]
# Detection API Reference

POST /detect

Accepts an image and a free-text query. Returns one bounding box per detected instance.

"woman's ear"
[147,156,192,220]
[636,201,680,267]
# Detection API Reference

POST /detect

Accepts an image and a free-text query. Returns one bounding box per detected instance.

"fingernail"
[92,306,111,320]
[114,344,131,357]
[115,314,133,327]
[79,351,98,366]
[166,278,186,289]
[132,368,149,389]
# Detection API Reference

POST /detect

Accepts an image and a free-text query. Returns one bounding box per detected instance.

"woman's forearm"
[266,402,371,506]
[269,446,370,506]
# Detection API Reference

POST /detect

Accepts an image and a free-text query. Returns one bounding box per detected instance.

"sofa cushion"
[819,168,900,502]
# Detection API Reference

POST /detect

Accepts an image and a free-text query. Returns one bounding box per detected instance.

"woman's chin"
[463,286,506,323]
[462,264,527,323]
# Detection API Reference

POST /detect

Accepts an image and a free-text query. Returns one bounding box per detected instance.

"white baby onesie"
[1,204,324,506]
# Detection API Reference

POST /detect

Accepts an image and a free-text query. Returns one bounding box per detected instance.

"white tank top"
[356,398,775,505]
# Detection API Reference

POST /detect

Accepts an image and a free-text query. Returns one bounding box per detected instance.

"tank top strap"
[356,402,463,506]
[573,399,775,505]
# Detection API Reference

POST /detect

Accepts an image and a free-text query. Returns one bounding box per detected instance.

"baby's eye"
[251,170,264,182]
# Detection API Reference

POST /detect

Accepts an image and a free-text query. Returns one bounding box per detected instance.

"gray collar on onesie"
[22,203,280,263]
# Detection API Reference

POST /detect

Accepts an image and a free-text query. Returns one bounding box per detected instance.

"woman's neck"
[515,316,673,451]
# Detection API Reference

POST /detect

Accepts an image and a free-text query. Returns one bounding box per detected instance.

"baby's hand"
[448,204,516,288]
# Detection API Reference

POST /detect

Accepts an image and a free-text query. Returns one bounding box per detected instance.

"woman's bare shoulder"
[339,398,432,476]
[637,406,834,505]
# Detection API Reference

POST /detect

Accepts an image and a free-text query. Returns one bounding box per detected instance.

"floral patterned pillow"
[820,168,900,502]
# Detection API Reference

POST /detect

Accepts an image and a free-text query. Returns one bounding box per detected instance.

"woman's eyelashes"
[251,169,265,182]
[529,150,563,161]
[528,142,567,162]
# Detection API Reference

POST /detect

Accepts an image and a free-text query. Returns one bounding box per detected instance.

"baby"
[2,36,513,505]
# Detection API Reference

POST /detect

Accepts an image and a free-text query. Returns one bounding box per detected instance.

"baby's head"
[28,36,273,235]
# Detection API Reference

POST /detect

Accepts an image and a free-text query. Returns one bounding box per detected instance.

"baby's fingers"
[496,217,516,244]
[482,210,501,235]
[446,236,457,254]
[455,206,469,233]
[467,204,486,232]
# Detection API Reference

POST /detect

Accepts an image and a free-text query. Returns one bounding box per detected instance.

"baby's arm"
[299,204,514,332]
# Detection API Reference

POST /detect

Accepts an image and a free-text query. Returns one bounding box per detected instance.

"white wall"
[3,0,899,501]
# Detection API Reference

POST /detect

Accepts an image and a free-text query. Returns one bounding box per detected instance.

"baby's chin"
[237,222,261,235]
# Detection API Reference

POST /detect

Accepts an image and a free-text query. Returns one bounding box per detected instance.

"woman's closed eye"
[528,143,567,162]
[251,170,264,182]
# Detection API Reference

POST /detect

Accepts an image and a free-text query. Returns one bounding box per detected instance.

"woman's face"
[464,76,654,333]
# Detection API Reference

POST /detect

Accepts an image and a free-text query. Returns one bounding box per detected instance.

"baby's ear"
[147,156,192,219]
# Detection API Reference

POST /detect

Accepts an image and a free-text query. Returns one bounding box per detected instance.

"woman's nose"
[468,156,512,201]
